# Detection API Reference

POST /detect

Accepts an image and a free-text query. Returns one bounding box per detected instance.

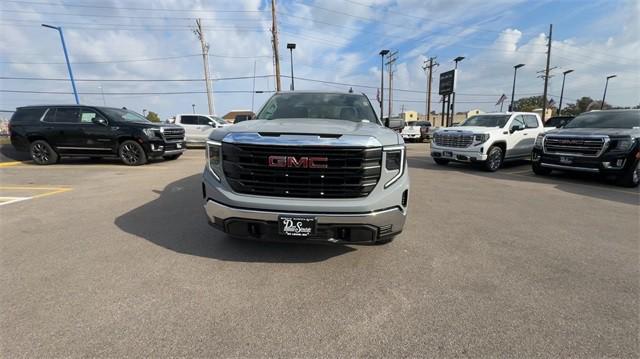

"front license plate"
[443,151,453,158]
[559,156,573,164]
[176,143,182,149]
[278,216,316,237]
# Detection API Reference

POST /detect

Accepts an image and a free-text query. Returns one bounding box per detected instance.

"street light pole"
[558,69,573,115]
[510,63,525,111]
[451,56,465,124]
[287,43,296,91]
[379,50,389,122]
[192,104,196,114]
[42,24,79,104]
[601,74,616,110]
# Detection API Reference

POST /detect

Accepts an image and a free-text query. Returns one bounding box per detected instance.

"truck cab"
[173,114,228,145]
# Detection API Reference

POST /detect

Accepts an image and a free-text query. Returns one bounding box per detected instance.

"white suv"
[173,114,229,145]
[430,112,545,171]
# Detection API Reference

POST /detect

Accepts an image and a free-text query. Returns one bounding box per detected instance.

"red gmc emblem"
[268,156,328,169]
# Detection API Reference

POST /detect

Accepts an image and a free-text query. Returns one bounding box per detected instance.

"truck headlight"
[143,128,161,138]
[534,134,545,148]
[383,145,405,188]
[473,133,489,144]
[206,140,222,182]
[615,138,632,151]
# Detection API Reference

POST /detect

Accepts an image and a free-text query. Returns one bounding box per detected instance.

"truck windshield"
[256,93,379,124]
[459,115,510,128]
[564,111,640,129]
[101,108,150,123]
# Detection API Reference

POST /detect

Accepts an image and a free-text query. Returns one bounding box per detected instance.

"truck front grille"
[543,136,607,157]
[433,133,473,148]
[162,127,185,142]
[222,143,382,198]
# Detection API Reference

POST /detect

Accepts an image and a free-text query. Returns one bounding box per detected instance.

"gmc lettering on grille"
[267,156,328,169]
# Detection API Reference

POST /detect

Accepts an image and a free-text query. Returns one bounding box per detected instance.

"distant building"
[222,110,255,124]
[532,108,554,122]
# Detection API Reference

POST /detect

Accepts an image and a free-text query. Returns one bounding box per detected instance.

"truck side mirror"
[386,118,405,130]
[510,124,524,133]
[92,117,108,126]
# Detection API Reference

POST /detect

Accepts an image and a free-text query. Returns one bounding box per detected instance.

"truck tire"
[483,146,503,172]
[433,158,449,165]
[532,161,552,175]
[119,140,147,166]
[30,140,58,165]
[615,159,640,188]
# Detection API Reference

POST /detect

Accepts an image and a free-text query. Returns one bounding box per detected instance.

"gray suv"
[202,92,409,244]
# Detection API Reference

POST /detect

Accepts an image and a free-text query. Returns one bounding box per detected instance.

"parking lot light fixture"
[510,64,525,111]
[601,74,617,110]
[558,69,574,115]
[287,43,296,91]
[42,24,79,105]
[450,56,465,124]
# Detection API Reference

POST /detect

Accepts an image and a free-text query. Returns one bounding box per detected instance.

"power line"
[0,75,275,82]
[0,9,266,21]
[0,53,272,65]
[2,0,268,13]
[0,89,275,95]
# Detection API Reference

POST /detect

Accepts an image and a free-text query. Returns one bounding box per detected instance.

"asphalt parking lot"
[1,143,638,357]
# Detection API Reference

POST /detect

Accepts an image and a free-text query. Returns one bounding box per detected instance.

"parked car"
[173,114,228,145]
[532,109,640,187]
[202,91,409,244]
[9,105,185,165]
[430,112,546,171]
[544,115,574,128]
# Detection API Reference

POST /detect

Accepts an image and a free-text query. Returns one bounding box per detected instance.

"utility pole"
[385,51,398,120]
[379,50,389,121]
[271,0,281,92]
[422,57,438,122]
[541,24,552,123]
[194,18,215,115]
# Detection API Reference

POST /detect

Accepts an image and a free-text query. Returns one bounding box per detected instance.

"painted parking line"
[0,163,168,170]
[0,161,22,168]
[0,186,73,206]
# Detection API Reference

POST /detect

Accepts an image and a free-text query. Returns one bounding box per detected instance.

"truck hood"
[211,118,401,146]
[546,127,640,138]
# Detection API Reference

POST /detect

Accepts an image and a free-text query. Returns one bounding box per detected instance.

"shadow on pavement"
[409,155,639,206]
[114,174,355,263]
[0,144,30,162]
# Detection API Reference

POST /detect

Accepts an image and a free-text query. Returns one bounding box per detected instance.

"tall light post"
[287,43,296,91]
[558,69,573,115]
[510,63,525,111]
[379,49,390,121]
[42,24,79,104]
[601,74,616,110]
[450,56,465,124]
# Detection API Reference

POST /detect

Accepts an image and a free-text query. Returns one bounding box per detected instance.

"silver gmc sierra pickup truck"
[202,91,409,244]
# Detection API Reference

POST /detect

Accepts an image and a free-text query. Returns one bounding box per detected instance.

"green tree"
[562,97,611,116]
[146,111,160,122]
[512,95,556,112]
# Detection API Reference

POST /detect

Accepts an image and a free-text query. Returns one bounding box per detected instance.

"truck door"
[179,115,199,143]
[506,115,528,158]
[42,107,84,154]
[79,108,116,155]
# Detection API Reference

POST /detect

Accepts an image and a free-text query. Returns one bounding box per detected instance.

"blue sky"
[1,0,638,119]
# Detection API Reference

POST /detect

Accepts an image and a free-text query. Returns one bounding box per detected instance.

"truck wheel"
[532,161,552,175]
[163,154,182,161]
[433,158,449,165]
[615,159,639,188]
[119,140,147,166]
[30,140,58,165]
[483,146,503,172]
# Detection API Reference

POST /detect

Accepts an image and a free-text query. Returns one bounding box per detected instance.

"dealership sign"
[439,69,456,95]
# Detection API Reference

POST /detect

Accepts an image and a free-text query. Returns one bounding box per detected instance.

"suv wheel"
[532,161,552,175]
[119,140,147,166]
[433,158,449,165]
[615,159,640,188]
[483,146,503,172]
[30,140,58,165]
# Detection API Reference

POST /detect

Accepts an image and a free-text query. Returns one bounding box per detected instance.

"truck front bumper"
[532,147,638,175]
[146,140,187,157]
[204,199,406,243]
[431,144,487,162]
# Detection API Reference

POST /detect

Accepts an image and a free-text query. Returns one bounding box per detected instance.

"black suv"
[9,105,186,165]
[532,110,640,187]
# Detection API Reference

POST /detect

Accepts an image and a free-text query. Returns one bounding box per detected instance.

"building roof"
[222,110,255,120]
